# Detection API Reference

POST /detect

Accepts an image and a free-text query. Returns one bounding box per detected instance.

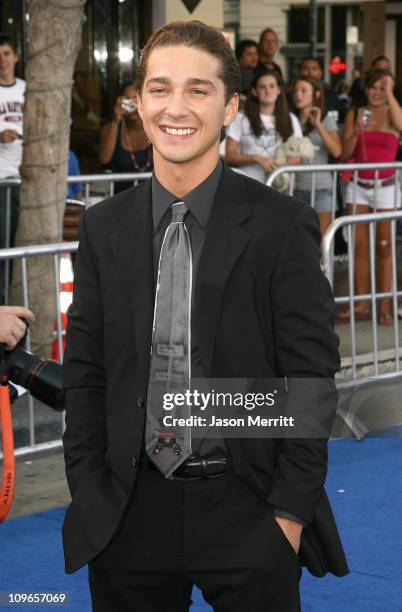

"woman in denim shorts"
[291,76,341,240]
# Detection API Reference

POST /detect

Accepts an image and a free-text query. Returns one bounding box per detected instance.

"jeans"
[294,188,334,213]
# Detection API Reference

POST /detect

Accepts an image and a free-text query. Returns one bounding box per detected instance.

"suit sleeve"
[267,203,340,524]
[62,211,107,497]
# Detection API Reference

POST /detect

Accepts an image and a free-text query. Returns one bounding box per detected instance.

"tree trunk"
[11,0,86,357]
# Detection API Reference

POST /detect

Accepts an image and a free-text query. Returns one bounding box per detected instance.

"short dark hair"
[372,55,390,67]
[258,28,278,46]
[300,56,323,71]
[0,34,17,53]
[134,20,240,103]
[235,39,258,61]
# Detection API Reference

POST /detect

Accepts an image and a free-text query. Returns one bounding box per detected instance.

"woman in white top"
[225,69,302,183]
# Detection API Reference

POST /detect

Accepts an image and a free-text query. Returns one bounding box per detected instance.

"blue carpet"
[1,438,401,611]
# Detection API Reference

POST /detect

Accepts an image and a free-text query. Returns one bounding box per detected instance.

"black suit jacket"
[62,164,349,577]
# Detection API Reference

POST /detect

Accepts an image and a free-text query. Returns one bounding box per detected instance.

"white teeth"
[163,127,195,136]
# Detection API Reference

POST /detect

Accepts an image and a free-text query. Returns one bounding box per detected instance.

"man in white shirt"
[0,34,25,302]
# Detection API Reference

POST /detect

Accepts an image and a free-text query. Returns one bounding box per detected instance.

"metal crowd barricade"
[67,171,152,207]
[0,172,152,301]
[266,161,402,220]
[267,163,402,438]
[0,171,152,212]
[322,210,402,381]
[0,241,78,458]
[321,210,402,439]
[267,161,402,379]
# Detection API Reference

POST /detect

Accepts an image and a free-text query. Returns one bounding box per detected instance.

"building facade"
[1,0,399,170]
[234,0,399,87]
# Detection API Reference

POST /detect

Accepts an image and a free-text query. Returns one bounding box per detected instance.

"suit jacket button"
[131,457,137,467]
[137,395,144,407]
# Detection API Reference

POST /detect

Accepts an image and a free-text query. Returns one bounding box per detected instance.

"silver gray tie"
[145,201,193,477]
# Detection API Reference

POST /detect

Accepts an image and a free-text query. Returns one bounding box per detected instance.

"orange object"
[0,379,15,522]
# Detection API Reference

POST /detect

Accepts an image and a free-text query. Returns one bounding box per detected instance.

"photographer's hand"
[0,306,35,349]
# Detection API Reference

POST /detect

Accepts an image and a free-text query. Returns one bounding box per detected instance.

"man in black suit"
[62,20,348,611]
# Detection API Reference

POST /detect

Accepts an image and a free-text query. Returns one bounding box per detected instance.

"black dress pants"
[88,460,301,612]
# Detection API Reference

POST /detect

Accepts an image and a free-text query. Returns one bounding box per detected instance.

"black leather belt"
[169,456,228,480]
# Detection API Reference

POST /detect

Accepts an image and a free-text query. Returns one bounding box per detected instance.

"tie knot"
[171,201,188,223]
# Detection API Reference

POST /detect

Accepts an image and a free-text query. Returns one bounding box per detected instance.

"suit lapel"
[109,180,154,382]
[108,167,253,380]
[195,166,252,376]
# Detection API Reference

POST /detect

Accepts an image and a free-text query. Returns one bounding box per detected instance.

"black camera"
[0,323,63,411]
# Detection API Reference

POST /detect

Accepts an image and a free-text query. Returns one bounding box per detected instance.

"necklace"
[128,147,152,172]
[122,121,152,172]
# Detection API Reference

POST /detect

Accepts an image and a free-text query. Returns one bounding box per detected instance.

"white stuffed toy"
[271,136,319,191]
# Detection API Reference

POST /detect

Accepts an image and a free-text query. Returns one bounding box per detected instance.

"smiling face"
[253,74,281,107]
[137,45,238,172]
[0,44,18,84]
[292,79,315,109]
[366,78,387,107]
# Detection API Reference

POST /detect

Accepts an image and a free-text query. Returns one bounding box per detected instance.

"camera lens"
[6,348,63,411]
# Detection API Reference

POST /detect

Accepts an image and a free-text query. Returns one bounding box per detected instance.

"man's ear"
[136,92,143,119]
[223,92,239,127]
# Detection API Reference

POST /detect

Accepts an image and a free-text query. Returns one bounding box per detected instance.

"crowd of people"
[230,29,402,325]
[231,30,401,210]
[0,28,402,324]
